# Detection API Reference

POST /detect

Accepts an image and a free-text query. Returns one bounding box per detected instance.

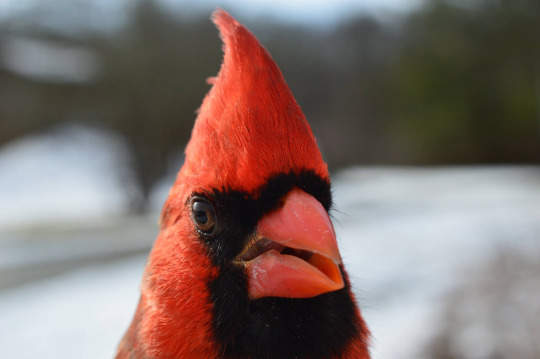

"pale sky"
[0,0,422,27]
[163,0,422,24]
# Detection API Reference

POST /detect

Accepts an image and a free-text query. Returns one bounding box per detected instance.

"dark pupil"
[194,210,208,224]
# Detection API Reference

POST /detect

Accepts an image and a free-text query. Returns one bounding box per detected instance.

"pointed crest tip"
[211,9,240,42]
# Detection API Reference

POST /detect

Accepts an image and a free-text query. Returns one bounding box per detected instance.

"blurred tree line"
[0,0,539,212]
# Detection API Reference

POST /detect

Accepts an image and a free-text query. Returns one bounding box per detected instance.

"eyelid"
[188,193,212,205]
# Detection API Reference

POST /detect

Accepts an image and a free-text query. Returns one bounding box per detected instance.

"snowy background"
[1,126,539,359]
[1,0,540,358]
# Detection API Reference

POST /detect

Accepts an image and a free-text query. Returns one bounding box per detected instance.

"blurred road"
[0,216,155,290]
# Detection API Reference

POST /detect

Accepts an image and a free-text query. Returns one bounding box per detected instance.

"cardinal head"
[117,10,370,359]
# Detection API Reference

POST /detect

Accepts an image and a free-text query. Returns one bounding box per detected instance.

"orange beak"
[236,189,344,299]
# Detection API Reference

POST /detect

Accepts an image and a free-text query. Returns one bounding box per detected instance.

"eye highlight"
[190,197,217,234]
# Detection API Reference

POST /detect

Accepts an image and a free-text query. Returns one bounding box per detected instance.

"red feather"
[117,9,369,359]
[178,9,328,195]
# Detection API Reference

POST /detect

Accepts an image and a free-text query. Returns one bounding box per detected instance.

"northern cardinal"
[116,10,370,359]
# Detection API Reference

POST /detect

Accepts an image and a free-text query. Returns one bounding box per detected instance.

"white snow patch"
[0,124,130,229]
[333,167,540,358]
[0,255,145,359]
[1,36,100,83]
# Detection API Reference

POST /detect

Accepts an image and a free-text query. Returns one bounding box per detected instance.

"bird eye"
[190,197,217,234]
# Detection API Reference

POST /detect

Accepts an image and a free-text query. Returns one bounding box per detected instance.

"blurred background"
[0,0,539,358]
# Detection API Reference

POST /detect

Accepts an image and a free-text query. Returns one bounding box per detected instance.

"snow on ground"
[0,124,130,229]
[333,167,540,358]
[0,255,146,359]
[0,128,539,358]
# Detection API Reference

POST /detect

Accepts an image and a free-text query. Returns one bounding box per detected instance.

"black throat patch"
[196,170,362,359]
